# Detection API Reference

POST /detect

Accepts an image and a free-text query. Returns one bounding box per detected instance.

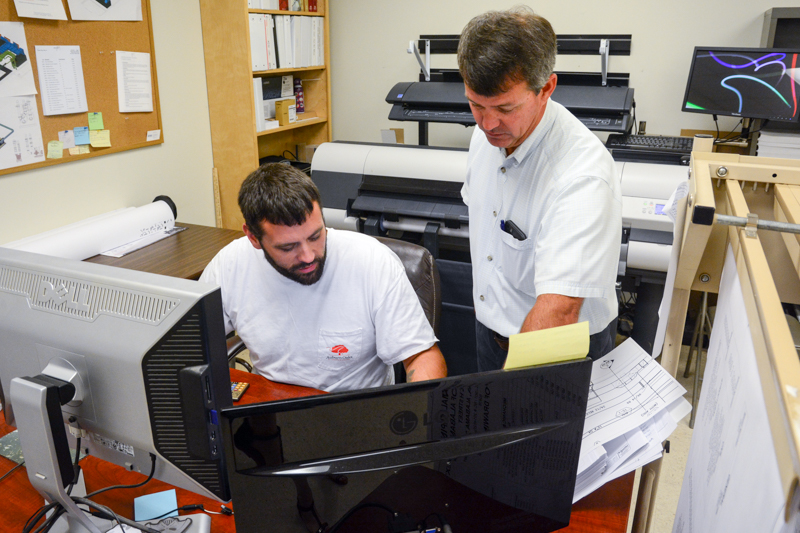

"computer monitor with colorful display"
[681,47,800,122]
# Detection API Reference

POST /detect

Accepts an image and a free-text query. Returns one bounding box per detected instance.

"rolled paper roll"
[3,197,177,260]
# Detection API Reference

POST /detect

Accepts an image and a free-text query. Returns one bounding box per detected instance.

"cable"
[0,461,24,483]
[147,504,205,521]
[86,452,156,497]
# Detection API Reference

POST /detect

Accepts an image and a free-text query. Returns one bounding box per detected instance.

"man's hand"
[403,344,447,382]
[520,293,583,333]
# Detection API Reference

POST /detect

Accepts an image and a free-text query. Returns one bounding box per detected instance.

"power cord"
[0,460,24,483]
[147,503,234,521]
[86,453,157,497]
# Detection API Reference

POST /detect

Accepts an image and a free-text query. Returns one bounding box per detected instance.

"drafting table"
[635,152,800,532]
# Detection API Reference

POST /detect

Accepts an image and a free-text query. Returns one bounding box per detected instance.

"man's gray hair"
[457,6,557,96]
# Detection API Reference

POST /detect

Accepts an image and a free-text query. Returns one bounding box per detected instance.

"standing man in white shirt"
[200,163,447,392]
[457,7,622,371]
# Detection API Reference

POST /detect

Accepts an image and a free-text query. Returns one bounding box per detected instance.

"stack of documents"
[756,130,800,159]
[573,338,692,502]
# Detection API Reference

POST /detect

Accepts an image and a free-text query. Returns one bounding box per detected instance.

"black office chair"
[374,236,441,383]
[226,236,442,383]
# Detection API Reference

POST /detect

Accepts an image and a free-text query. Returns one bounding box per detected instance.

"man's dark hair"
[457,6,557,97]
[238,163,322,241]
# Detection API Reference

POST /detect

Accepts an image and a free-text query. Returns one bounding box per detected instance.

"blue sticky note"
[134,489,178,521]
[74,126,90,146]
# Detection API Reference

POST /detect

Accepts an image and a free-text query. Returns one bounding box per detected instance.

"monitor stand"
[10,375,211,533]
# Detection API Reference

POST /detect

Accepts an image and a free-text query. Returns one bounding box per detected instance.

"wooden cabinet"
[199,0,331,230]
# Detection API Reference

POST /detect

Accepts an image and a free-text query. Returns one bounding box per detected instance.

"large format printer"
[311,142,687,363]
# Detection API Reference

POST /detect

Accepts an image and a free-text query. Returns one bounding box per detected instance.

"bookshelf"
[199,0,331,230]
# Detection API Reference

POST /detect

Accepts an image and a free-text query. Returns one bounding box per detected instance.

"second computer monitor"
[682,46,800,122]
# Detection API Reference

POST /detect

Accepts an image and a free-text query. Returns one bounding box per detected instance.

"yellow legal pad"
[504,321,590,369]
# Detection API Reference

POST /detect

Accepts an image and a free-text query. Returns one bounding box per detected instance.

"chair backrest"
[374,236,441,335]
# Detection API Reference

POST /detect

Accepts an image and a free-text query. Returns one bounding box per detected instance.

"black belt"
[492,330,509,351]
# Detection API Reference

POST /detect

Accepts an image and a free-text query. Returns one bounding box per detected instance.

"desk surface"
[0,370,634,533]
[85,223,242,280]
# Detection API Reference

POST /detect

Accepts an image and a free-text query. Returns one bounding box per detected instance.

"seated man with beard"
[200,163,447,392]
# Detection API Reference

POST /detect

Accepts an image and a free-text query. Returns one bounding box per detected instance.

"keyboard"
[606,134,694,153]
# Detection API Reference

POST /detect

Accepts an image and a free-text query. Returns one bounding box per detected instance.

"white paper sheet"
[0,22,38,97]
[115,51,152,113]
[672,245,786,533]
[652,180,689,357]
[35,45,88,116]
[582,338,688,452]
[12,0,67,20]
[66,0,141,21]
[0,95,45,170]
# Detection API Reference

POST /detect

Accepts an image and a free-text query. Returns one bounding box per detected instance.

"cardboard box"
[275,99,297,126]
[380,128,405,144]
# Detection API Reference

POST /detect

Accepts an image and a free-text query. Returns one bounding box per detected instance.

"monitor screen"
[0,247,232,502]
[681,47,800,122]
[221,359,592,533]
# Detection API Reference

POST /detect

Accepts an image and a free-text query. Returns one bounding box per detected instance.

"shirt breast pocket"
[317,328,364,372]
[498,230,536,293]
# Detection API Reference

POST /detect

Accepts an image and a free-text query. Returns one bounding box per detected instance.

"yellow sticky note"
[46,140,63,159]
[88,112,104,130]
[504,321,590,369]
[69,145,90,155]
[89,130,111,148]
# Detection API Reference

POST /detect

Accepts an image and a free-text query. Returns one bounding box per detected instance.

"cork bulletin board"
[0,0,162,176]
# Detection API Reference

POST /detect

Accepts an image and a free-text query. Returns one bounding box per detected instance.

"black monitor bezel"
[681,46,800,122]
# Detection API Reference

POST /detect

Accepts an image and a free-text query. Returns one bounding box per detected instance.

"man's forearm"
[520,293,583,333]
[403,344,448,382]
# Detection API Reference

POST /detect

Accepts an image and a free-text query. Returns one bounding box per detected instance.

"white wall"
[0,0,216,245]
[329,1,800,148]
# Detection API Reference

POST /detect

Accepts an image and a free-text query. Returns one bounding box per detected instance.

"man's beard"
[263,246,327,286]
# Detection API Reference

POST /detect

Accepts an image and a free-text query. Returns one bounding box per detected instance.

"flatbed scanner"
[386,81,634,133]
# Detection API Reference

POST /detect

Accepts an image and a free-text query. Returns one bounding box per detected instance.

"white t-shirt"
[462,100,621,337]
[199,229,438,392]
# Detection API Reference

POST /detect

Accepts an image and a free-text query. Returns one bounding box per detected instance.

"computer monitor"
[681,47,800,122]
[0,248,232,530]
[221,358,592,533]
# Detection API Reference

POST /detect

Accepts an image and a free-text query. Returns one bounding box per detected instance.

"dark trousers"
[475,317,618,372]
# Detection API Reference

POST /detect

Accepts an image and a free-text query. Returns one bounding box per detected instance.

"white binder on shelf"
[265,15,277,70]
[253,78,266,132]
[248,14,269,71]
[300,16,312,68]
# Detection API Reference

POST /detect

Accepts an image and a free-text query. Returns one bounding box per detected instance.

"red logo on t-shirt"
[331,345,349,356]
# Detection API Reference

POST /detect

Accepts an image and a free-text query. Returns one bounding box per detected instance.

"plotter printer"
[311,141,687,359]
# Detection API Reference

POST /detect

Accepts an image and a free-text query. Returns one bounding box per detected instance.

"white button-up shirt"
[462,100,621,337]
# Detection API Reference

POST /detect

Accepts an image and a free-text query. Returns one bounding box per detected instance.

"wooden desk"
[85,223,242,280]
[0,369,633,533]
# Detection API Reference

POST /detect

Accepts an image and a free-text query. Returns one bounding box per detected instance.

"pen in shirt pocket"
[500,219,527,241]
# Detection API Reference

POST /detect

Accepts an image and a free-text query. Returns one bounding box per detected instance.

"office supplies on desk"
[134,489,178,521]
